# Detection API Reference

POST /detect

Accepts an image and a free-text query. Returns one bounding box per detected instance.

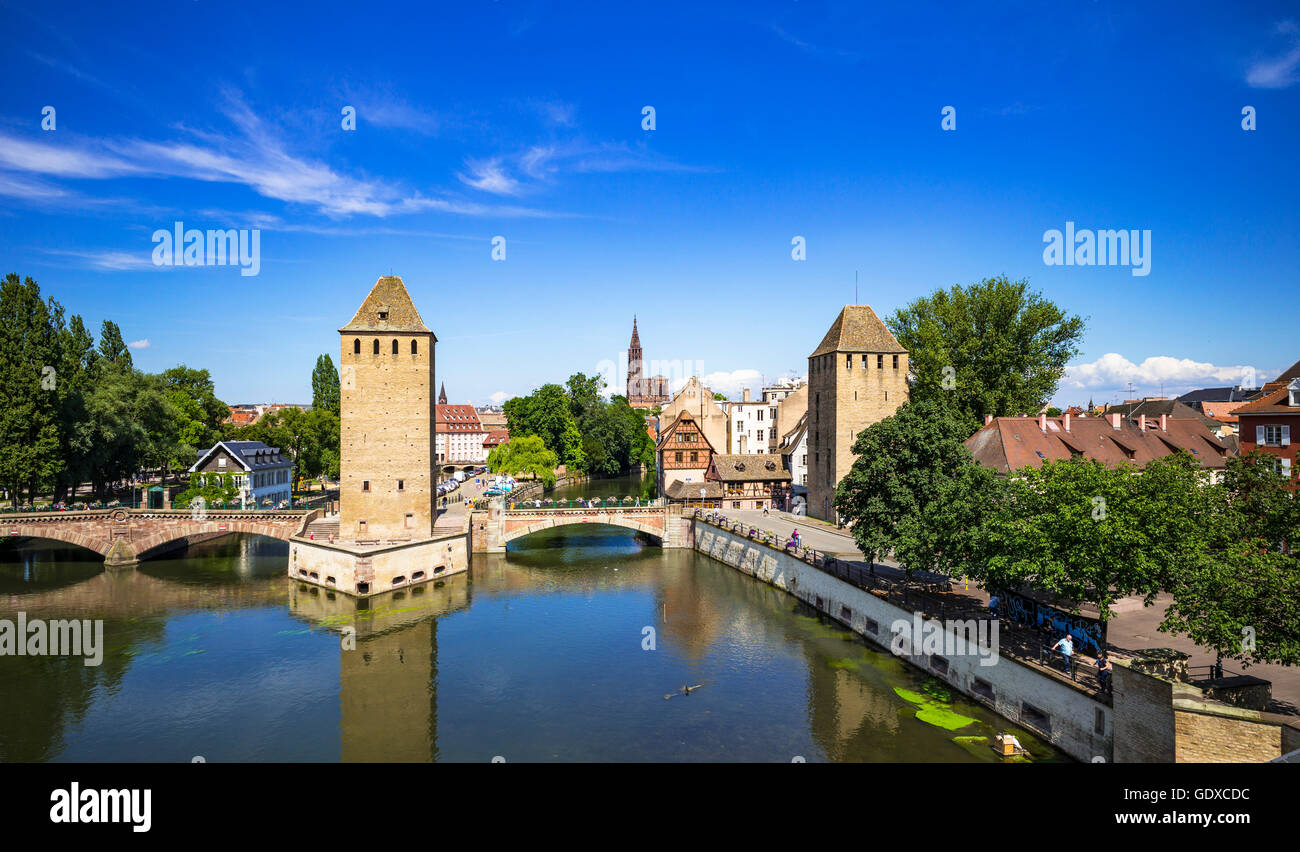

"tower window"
[378,310,388,321]
[893,355,899,369]
[411,340,418,355]
[398,480,404,490]
[392,339,399,354]
[353,338,360,354]
[846,354,852,369]
[877,354,883,368]
[362,480,370,492]
[372,339,379,355]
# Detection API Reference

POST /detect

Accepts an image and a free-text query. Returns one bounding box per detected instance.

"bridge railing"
[504,497,664,511]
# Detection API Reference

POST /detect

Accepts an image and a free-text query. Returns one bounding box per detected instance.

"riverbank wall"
[690,516,1111,762]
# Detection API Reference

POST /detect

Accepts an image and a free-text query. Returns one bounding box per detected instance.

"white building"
[436,404,487,464]
[189,440,294,509]
[727,388,774,454]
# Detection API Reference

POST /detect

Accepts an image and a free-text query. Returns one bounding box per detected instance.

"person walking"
[987,593,1000,620]
[1052,633,1075,678]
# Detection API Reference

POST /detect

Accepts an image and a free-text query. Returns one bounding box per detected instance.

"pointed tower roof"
[630,316,642,349]
[809,305,905,357]
[340,275,434,336]
[438,383,447,405]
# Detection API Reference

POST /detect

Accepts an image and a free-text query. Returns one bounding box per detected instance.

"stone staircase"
[306,517,339,540]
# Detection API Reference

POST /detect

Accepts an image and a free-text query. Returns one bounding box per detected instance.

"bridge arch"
[2,529,109,558]
[130,520,298,562]
[501,515,665,547]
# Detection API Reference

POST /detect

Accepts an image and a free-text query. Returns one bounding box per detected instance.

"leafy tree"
[971,452,1215,620]
[887,276,1085,432]
[0,274,62,505]
[833,400,981,574]
[487,435,558,487]
[311,354,340,416]
[1161,452,1300,668]
[97,320,133,369]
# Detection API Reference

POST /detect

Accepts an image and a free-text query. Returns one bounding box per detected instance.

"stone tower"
[806,305,909,524]
[338,276,437,541]
[627,316,643,400]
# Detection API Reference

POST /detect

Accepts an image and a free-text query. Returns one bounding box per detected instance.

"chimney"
[1160,413,1168,432]
[1138,414,1147,432]
[1039,413,1048,432]
[743,388,751,403]
[1063,412,1071,432]
[1109,413,1122,430]
[984,414,994,426]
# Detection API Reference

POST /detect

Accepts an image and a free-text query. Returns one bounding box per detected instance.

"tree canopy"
[886,276,1085,432]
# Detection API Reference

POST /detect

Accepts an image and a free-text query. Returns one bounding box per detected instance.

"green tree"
[97,319,133,369]
[311,354,340,416]
[0,274,62,505]
[1161,452,1300,668]
[887,276,1085,432]
[833,400,984,574]
[971,453,1215,621]
[487,435,558,487]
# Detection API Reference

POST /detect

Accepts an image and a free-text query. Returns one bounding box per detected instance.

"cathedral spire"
[630,315,641,350]
[438,382,447,405]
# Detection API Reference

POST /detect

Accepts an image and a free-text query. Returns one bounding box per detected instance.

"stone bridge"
[470,503,687,552]
[1,508,319,567]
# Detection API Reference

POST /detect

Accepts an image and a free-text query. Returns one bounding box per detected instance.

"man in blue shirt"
[1051,634,1075,677]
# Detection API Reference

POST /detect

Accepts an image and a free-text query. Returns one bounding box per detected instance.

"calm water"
[0,476,1062,763]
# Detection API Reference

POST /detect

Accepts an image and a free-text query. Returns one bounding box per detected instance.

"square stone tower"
[806,305,909,524]
[338,276,437,541]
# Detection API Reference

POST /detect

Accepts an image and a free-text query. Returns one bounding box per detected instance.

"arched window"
[372,339,379,355]
[392,339,399,355]
[411,340,418,355]
[353,339,360,354]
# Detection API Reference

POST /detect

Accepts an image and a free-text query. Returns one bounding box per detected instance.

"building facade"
[338,275,437,542]
[806,305,909,524]
[1235,366,1300,489]
[656,410,716,498]
[190,440,294,509]
[626,317,671,408]
[705,454,792,511]
[660,376,729,451]
[436,402,487,464]
[727,388,772,454]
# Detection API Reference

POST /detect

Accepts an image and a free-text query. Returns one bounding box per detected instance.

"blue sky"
[2,0,1298,408]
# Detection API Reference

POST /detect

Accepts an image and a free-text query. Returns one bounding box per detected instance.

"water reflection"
[0,520,1065,763]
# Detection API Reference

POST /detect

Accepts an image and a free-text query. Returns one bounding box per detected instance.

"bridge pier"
[103,538,138,569]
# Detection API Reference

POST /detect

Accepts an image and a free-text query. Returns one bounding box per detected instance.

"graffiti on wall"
[1001,591,1106,655]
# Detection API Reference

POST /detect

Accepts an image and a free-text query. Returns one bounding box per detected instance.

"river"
[0,473,1062,762]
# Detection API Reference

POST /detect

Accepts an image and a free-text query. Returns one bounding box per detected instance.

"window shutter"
[1282,425,1291,447]
[1282,458,1292,477]
[1256,425,1266,445]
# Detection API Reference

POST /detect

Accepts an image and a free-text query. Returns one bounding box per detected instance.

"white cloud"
[1063,353,1265,393]
[699,369,764,399]
[489,391,509,404]
[458,158,520,195]
[127,339,150,350]
[0,90,559,219]
[1246,21,1300,88]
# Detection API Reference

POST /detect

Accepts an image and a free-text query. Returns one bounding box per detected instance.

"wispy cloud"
[698,369,764,398]
[458,158,521,195]
[530,99,576,127]
[38,248,168,271]
[770,25,861,63]
[0,89,559,219]
[127,338,150,350]
[1246,21,1300,88]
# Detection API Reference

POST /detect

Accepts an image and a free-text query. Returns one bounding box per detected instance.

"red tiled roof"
[435,404,483,433]
[1233,384,1300,416]
[966,415,1231,473]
